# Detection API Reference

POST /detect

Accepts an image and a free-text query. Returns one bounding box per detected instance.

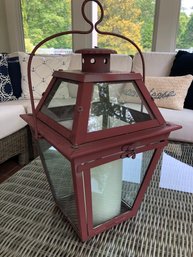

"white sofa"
[132,52,193,143]
[0,51,192,164]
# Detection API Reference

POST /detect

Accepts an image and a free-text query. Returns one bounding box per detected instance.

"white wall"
[152,0,181,51]
[0,0,10,52]
[4,0,25,53]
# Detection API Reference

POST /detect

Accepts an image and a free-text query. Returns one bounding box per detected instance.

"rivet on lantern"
[21,0,181,241]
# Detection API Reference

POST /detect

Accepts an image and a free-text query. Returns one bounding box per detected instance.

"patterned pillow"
[0,55,16,102]
[18,52,72,100]
[170,51,193,110]
[8,56,22,98]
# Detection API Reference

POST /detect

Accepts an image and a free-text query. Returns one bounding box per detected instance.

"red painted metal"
[34,70,168,146]
[21,114,180,161]
[21,0,182,241]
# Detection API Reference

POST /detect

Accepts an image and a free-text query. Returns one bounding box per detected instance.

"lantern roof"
[22,48,180,147]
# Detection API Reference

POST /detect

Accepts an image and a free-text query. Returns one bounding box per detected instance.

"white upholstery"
[132,52,176,76]
[0,105,26,139]
[110,54,133,72]
[159,108,193,143]
[68,53,82,71]
[132,51,193,143]
[0,99,39,114]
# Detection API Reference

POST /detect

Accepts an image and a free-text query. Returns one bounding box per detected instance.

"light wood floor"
[0,158,22,183]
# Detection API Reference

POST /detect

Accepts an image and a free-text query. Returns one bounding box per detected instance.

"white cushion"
[119,102,193,143]
[132,52,176,76]
[0,99,40,114]
[159,107,193,143]
[68,53,82,71]
[110,54,132,72]
[0,105,26,139]
[18,52,71,100]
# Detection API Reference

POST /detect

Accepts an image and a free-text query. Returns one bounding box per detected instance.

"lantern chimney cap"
[75,48,117,73]
[75,48,117,55]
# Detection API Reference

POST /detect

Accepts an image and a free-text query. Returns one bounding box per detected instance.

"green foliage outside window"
[97,0,156,55]
[21,0,156,54]
[177,12,193,49]
[21,0,72,52]
[21,0,193,54]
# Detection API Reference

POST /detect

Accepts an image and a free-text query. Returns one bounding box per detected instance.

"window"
[97,0,156,55]
[20,0,72,54]
[4,0,181,54]
[176,0,193,51]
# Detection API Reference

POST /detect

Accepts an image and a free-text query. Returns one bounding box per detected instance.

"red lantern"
[22,1,181,241]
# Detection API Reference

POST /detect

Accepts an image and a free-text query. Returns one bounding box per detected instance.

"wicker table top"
[0,141,193,257]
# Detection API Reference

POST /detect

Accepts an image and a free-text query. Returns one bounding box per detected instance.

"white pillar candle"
[91,159,123,226]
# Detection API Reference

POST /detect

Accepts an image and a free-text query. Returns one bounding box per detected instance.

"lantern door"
[37,139,84,237]
[36,135,166,241]
[36,78,79,140]
[78,143,165,239]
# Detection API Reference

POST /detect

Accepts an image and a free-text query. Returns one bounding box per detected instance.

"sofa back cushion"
[18,52,71,100]
[132,52,176,76]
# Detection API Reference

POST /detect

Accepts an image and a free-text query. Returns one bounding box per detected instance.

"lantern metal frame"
[34,70,167,145]
[22,0,181,241]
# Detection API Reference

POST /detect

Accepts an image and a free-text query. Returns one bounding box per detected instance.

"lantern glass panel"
[88,81,154,132]
[41,80,78,130]
[38,139,79,229]
[90,149,154,226]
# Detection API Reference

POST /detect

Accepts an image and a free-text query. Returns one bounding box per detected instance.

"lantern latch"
[121,145,136,159]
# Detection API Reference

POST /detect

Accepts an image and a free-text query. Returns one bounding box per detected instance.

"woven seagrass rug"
[0,141,193,257]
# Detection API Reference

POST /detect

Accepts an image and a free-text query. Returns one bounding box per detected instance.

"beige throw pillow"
[119,75,193,110]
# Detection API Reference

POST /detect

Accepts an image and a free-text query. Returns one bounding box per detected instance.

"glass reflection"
[88,81,153,132]
[38,139,78,228]
[41,81,78,130]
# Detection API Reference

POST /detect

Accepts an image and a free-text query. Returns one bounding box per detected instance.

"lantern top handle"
[27,0,145,139]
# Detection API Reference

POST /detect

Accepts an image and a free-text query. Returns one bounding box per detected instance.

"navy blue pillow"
[170,51,193,110]
[0,55,15,102]
[8,57,22,98]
